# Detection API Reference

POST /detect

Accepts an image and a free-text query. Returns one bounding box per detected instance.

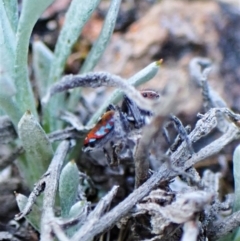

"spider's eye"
[142,93,147,98]
[89,142,95,148]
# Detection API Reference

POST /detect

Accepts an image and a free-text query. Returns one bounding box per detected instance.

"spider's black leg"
[162,121,180,153]
[121,95,144,128]
[170,114,194,155]
[114,106,131,136]
[162,124,172,148]
[110,106,135,164]
[112,141,123,166]
[170,125,192,153]
[106,104,116,111]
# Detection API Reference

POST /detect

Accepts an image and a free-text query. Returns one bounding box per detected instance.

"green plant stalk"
[18,110,54,187]
[3,0,18,33]
[87,60,162,126]
[0,0,16,73]
[0,71,16,96]
[233,145,240,212]
[0,2,19,126]
[43,0,100,133]
[33,40,54,98]
[14,0,54,119]
[232,144,240,241]
[68,0,121,110]
[48,0,101,84]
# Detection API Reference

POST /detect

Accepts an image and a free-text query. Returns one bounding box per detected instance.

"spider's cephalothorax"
[82,90,160,166]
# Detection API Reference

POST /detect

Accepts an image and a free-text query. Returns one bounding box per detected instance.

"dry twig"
[40,140,70,241]
[64,107,240,241]
[71,186,119,241]
[42,72,160,113]
[15,141,71,240]
[207,210,240,240]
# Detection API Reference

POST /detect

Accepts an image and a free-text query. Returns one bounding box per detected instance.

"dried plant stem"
[55,204,88,229]
[87,61,161,126]
[15,141,70,224]
[15,176,46,220]
[189,57,228,133]
[185,124,239,168]
[1,127,87,170]
[42,72,159,112]
[48,127,90,142]
[207,210,240,240]
[72,186,119,241]
[40,140,70,241]
[51,222,70,241]
[12,107,240,240]
[70,108,240,241]
[134,115,166,188]
[134,83,178,188]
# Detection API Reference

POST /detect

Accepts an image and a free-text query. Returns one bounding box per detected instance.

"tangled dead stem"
[1,1,240,241]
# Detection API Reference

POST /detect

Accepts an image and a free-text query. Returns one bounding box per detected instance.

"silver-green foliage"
[18,111,53,187]
[68,0,121,109]
[59,161,79,217]
[1,0,123,233]
[15,193,41,231]
[220,144,240,241]
[0,0,122,188]
[0,0,161,237]
[43,0,100,132]
[232,144,240,241]
[59,161,88,237]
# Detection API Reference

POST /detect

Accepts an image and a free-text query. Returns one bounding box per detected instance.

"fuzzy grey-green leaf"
[69,200,88,218]
[232,144,240,241]
[15,193,41,231]
[18,111,53,185]
[59,160,79,217]
[3,0,18,33]
[233,144,240,213]
[0,71,16,97]
[68,0,121,109]
[66,200,88,237]
[0,0,16,75]
[14,0,54,117]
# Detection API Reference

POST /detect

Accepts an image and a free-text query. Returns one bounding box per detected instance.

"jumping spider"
[82,89,194,166]
[82,90,160,166]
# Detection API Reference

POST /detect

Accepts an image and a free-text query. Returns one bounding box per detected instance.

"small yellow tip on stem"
[156,59,163,66]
